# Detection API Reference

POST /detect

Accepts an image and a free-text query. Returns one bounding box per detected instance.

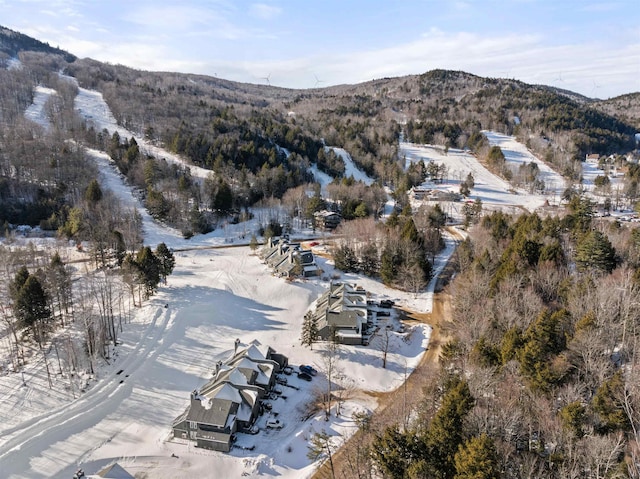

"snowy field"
[0,244,438,479]
[401,132,568,218]
[483,131,567,201]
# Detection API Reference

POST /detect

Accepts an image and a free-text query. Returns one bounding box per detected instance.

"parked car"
[282,366,293,375]
[380,299,395,308]
[299,365,318,376]
[266,419,284,429]
[276,376,288,385]
[297,371,313,381]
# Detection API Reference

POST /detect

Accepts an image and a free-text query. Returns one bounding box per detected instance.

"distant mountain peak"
[0,24,76,62]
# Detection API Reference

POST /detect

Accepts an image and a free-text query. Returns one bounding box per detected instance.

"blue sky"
[3,0,639,98]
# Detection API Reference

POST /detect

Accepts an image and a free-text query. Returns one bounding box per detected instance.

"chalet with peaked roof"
[172,342,287,452]
[260,237,322,278]
[314,210,341,230]
[309,283,368,345]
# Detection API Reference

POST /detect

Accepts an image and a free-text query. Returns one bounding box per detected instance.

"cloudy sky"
[3,0,639,98]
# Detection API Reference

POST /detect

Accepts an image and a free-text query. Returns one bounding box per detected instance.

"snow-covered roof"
[95,462,135,479]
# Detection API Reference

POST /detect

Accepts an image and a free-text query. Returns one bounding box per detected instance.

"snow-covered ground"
[309,163,334,194]
[483,131,567,201]
[6,57,22,70]
[326,146,375,185]
[0,241,443,479]
[402,133,567,218]
[24,86,56,131]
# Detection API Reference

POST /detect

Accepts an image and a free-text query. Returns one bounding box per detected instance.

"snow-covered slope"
[402,132,569,216]
[65,76,212,182]
[326,146,375,185]
[483,131,566,199]
[24,86,56,131]
[0,245,440,479]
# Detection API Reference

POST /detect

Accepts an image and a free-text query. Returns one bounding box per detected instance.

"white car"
[266,419,284,429]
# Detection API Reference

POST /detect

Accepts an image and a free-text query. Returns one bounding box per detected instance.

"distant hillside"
[0,25,76,62]
[1,26,638,232]
[61,60,638,185]
[593,92,640,130]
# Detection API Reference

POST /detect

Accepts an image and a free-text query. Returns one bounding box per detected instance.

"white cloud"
[191,30,638,98]
[249,3,282,20]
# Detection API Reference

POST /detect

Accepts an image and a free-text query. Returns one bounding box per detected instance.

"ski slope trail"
[0,305,173,478]
[401,137,560,214]
[326,146,374,185]
[483,131,567,199]
[85,147,185,248]
[24,86,56,131]
[63,74,212,183]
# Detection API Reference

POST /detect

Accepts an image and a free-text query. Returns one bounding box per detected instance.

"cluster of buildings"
[259,237,322,278]
[308,282,369,345]
[409,186,461,202]
[172,342,288,452]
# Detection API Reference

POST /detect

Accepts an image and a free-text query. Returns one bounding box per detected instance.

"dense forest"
[337,202,639,479]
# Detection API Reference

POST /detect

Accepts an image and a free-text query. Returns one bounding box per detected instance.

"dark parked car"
[380,299,395,308]
[298,371,313,381]
[299,365,318,376]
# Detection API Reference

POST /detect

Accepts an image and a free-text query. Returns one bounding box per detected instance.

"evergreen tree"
[14,275,51,345]
[306,188,326,222]
[454,434,500,479]
[400,217,421,245]
[575,230,616,273]
[380,244,400,285]
[10,266,30,301]
[517,309,569,391]
[426,377,475,478]
[560,401,587,438]
[47,252,73,323]
[300,312,319,349]
[592,371,630,433]
[155,242,176,283]
[359,242,380,277]
[136,246,161,298]
[465,172,475,189]
[213,180,233,214]
[84,179,103,204]
[371,425,417,479]
[333,244,358,272]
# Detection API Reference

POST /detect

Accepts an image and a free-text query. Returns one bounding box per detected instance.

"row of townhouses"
[260,237,322,278]
[172,342,288,452]
[309,282,368,345]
